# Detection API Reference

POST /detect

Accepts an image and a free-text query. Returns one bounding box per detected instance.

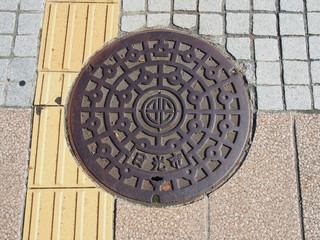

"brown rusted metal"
[66,30,252,206]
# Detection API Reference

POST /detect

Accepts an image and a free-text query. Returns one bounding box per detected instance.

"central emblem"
[142,94,176,128]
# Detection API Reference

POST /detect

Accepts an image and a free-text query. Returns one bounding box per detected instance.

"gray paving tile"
[226,13,250,34]
[283,61,310,84]
[0,12,16,34]
[5,81,35,107]
[280,0,304,12]
[20,0,45,11]
[285,86,312,110]
[255,38,279,61]
[147,14,170,27]
[295,114,320,239]
[199,0,223,12]
[256,61,281,85]
[225,0,250,11]
[0,36,13,57]
[280,13,305,36]
[209,113,301,239]
[173,14,197,29]
[18,13,43,35]
[174,0,197,11]
[307,0,320,11]
[311,61,320,83]
[121,15,146,32]
[257,86,284,110]
[199,13,223,36]
[115,198,207,240]
[253,13,277,36]
[253,0,276,11]
[313,86,320,109]
[0,81,5,105]
[0,108,32,240]
[0,59,9,80]
[282,37,308,60]
[9,57,37,81]
[123,0,145,12]
[0,0,20,10]
[227,37,251,60]
[309,36,320,59]
[307,13,320,34]
[13,35,39,57]
[148,0,171,12]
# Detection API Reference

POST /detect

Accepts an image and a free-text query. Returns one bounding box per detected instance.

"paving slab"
[209,113,301,239]
[115,198,207,240]
[0,108,32,240]
[295,114,320,239]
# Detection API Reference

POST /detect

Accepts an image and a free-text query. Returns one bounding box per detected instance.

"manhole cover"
[67,30,252,206]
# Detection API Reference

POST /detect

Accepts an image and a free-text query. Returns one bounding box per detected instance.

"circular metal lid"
[66,30,252,206]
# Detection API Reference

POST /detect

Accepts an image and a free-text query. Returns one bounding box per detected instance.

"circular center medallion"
[66,30,252,206]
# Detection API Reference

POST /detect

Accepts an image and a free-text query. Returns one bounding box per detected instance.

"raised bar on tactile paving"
[66,30,252,206]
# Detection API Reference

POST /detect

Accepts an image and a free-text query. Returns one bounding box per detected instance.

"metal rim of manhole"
[66,29,253,206]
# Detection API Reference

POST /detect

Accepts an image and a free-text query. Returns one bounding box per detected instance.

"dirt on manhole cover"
[66,30,252,206]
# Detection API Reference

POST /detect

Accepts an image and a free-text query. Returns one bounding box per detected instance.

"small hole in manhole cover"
[66,30,253,206]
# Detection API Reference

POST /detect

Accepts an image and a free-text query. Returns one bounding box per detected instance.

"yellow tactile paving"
[23,189,114,240]
[34,72,78,106]
[24,0,119,237]
[29,107,95,188]
[39,2,119,71]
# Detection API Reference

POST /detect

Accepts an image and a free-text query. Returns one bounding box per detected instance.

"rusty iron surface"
[67,30,252,206]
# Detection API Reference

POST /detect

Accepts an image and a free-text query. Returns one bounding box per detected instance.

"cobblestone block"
[174,0,197,11]
[14,35,39,57]
[313,86,320,109]
[285,86,312,110]
[307,0,320,11]
[255,38,279,61]
[123,0,145,12]
[18,14,43,35]
[227,38,251,60]
[311,61,320,83]
[253,14,277,36]
[0,0,19,10]
[256,62,281,85]
[308,13,320,34]
[226,13,250,34]
[148,0,171,12]
[199,13,223,35]
[257,86,284,110]
[0,59,9,80]
[280,0,304,12]
[147,14,170,27]
[5,81,35,107]
[309,37,320,59]
[0,36,13,57]
[0,80,4,105]
[20,0,45,11]
[199,0,223,12]
[0,12,16,34]
[253,0,276,11]
[283,61,309,84]
[9,58,37,81]
[121,15,146,32]
[282,37,307,60]
[280,13,305,35]
[226,0,250,11]
[173,14,197,29]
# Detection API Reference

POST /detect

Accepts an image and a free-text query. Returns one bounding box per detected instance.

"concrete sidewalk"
[0,0,319,239]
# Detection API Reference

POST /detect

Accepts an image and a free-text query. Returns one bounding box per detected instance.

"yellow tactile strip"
[23,189,114,240]
[39,2,119,71]
[23,0,119,238]
[28,107,95,188]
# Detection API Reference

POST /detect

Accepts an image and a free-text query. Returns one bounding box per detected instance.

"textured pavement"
[0,0,319,239]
